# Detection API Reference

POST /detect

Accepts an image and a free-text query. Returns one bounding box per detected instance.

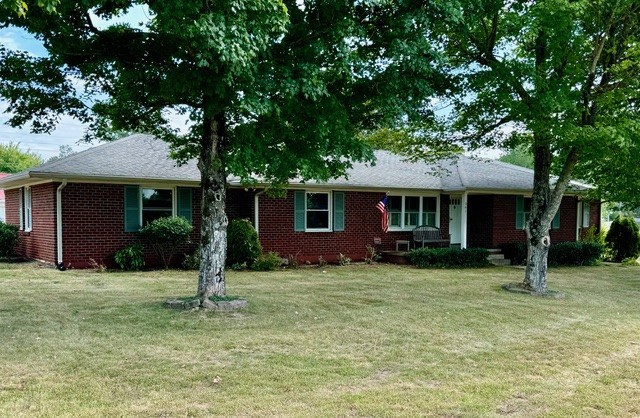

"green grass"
[1,262,639,417]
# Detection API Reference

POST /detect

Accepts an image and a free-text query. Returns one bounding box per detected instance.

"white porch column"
[461,192,468,249]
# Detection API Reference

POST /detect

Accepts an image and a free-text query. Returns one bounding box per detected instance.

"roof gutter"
[56,180,68,271]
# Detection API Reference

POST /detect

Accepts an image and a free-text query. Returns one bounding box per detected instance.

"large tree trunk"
[524,140,553,293]
[197,112,228,298]
[523,141,580,293]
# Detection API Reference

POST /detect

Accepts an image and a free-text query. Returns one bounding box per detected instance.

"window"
[388,196,402,228]
[293,190,344,232]
[387,195,439,230]
[422,196,437,226]
[24,187,32,232]
[142,188,173,226]
[306,192,331,230]
[124,186,193,232]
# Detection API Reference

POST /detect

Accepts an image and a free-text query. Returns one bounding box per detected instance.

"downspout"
[56,180,68,270]
[254,190,265,234]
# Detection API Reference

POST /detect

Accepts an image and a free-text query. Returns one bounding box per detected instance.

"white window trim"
[140,186,176,226]
[24,187,32,232]
[305,191,332,232]
[388,194,440,232]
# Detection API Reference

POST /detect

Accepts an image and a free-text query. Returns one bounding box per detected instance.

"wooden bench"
[412,225,450,248]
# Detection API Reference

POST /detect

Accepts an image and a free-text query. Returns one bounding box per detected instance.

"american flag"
[376,196,389,233]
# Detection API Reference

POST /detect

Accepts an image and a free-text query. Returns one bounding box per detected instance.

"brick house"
[0,135,600,268]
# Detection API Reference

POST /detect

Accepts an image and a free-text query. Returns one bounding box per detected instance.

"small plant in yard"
[286,252,300,269]
[0,222,19,257]
[114,244,145,271]
[317,255,328,267]
[139,216,192,269]
[88,258,107,273]
[364,245,381,264]
[230,262,247,271]
[227,218,262,268]
[251,252,281,271]
[337,253,351,266]
[605,215,640,262]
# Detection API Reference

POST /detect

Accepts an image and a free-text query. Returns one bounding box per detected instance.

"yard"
[1,262,639,417]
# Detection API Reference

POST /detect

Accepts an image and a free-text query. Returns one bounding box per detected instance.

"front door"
[449,196,462,245]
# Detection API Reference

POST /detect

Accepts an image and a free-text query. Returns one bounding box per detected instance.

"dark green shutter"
[177,187,193,224]
[333,191,345,232]
[552,211,560,229]
[515,196,524,230]
[124,186,141,232]
[294,191,306,232]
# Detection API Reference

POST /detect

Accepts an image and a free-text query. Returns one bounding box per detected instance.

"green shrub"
[114,244,145,271]
[227,219,262,267]
[605,216,640,262]
[251,252,282,271]
[408,247,490,268]
[140,216,192,269]
[547,241,604,266]
[0,223,19,257]
[499,242,527,265]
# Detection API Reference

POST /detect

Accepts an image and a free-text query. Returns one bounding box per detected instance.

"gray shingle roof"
[0,134,588,193]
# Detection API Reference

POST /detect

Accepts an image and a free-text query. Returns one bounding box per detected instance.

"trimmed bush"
[605,216,640,262]
[0,223,19,257]
[227,219,262,267]
[408,247,490,268]
[251,252,282,271]
[548,241,604,266]
[114,244,145,271]
[140,216,192,269]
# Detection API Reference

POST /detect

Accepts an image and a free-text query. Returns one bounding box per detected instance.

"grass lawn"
[1,262,639,417]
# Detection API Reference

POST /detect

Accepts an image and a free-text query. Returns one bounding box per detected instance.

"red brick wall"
[257,190,451,263]
[5,184,57,263]
[489,194,578,247]
[61,183,202,269]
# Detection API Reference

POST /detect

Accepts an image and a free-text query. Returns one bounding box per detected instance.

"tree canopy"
[0,142,43,173]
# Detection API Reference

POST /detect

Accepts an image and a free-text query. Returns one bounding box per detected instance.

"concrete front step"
[487,249,511,266]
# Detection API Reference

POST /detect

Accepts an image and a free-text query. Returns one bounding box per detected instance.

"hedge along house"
[0,134,600,268]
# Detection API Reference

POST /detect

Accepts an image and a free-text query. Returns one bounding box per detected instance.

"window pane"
[143,189,172,210]
[307,193,328,210]
[405,196,420,212]
[307,211,329,229]
[388,196,402,212]
[405,212,419,227]
[390,213,401,227]
[142,189,173,226]
[423,197,437,212]
[524,197,532,212]
[422,212,436,226]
